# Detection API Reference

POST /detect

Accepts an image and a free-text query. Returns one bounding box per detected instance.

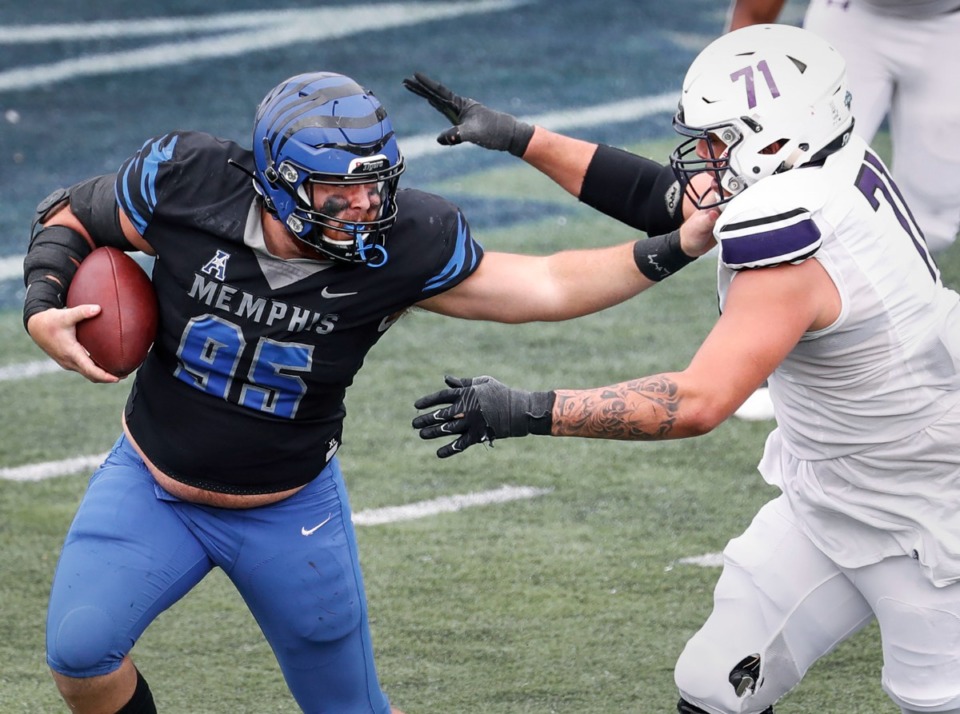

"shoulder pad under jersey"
[716,177,823,270]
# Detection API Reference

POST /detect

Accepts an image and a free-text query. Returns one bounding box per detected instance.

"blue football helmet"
[252,72,405,265]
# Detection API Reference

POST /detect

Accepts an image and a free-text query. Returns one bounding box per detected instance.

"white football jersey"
[858,0,960,19]
[717,135,960,460]
[716,135,960,582]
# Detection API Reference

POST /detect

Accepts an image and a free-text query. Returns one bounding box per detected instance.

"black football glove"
[402,73,534,157]
[413,375,555,458]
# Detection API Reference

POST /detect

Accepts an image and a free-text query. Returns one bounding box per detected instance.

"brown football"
[66,246,158,377]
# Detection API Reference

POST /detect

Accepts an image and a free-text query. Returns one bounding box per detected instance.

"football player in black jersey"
[23,71,715,714]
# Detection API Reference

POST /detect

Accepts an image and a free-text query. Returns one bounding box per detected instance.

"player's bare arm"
[414,259,838,457]
[549,263,819,440]
[553,374,682,440]
[416,207,716,323]
[514,126,598,197]
[726,0,786,31]
[415,242,651,322]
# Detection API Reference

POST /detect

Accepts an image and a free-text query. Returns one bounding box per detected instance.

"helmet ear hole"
[759,139,788,155]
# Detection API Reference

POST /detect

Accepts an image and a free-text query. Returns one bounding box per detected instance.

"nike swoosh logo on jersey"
[301,514,333,536]
[321,287,359,298]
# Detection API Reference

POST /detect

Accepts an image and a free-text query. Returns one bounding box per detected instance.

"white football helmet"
[670,24,854,209]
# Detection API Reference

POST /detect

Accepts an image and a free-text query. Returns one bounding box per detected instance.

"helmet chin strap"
[313,224,390,268]
[357,241,388,268]
[342,225,390,268]
[774,147,805,174]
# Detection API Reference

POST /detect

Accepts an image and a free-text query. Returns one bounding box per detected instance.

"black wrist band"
[633,229,695,282]
[23,278,65,330]
[508,121,535,158]
[525,390,555,435]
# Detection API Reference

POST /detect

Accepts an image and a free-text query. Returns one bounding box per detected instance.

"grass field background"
[2,1,959,712]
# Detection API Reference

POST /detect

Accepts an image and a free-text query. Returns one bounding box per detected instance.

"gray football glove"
[402,73,534,157]
[413,375,555,458]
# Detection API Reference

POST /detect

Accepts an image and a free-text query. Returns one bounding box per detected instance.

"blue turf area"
[0,0,804,309]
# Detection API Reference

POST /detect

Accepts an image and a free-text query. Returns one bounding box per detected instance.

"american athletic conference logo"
[201,250,231,281]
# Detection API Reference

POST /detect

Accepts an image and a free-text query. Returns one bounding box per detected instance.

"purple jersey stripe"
[720,217,822,268]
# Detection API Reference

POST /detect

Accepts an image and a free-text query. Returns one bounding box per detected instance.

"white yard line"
[0,452,110,482]
[0,454,551,526]
[352,485,552,525]
[0,359,61,381]
[675,552,724,568]
[0,2,525,90]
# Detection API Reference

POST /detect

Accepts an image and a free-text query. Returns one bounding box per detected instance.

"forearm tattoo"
[553,375,680,440]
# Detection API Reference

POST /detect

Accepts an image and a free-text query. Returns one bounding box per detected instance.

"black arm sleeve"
[70,174,136,249]
[578,144,686,235]
[22,224,92,328]
[22,174,133,329]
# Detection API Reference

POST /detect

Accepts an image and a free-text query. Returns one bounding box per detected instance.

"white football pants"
[675,495,960,713]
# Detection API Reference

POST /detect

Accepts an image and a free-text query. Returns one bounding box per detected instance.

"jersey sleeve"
[419,209,483,297]
[716,179,823,270]
[387,189,484,303]
[114,131,238,237]
[114,132,182,235]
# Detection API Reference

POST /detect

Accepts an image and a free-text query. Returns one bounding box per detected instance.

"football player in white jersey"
[728,0,960,422]
[412,25,960,714]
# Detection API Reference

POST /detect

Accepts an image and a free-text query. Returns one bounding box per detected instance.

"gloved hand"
[412,375,555,458]
[402,73,534,157]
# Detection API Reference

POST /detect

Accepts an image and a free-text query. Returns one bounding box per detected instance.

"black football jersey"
[113,131,483,494]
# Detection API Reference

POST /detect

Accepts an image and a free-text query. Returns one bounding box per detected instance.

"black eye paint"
[320,196,350,216]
